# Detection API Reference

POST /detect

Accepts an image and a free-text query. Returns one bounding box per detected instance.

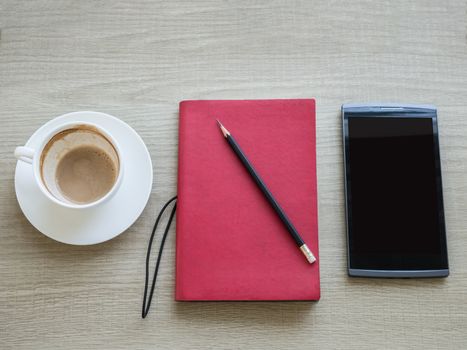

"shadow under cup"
[40,125,121,206]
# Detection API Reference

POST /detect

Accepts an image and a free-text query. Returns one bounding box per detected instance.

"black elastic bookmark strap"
[142,196,177,319]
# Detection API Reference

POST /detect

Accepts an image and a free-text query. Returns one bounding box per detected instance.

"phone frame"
[342,103,449,278]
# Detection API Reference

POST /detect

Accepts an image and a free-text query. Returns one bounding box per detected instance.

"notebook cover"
[176,99,319,301]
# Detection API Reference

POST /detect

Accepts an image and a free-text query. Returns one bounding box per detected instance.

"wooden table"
[1,1,466,349]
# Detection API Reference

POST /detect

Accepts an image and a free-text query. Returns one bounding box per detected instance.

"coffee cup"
[14,121,123,209]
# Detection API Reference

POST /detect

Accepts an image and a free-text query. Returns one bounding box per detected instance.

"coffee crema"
[55,145,118,204]
[39,125,120,206]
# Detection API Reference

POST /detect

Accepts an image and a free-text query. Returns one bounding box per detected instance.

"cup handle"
[15,146,35,164]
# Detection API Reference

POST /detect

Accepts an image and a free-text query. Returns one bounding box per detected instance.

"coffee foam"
[40,125,119,205]
[56,145,117,203]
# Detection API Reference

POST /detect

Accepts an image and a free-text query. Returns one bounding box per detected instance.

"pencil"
[216,119,316,264]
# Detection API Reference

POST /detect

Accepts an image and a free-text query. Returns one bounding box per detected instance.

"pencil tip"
[216,119,230,137]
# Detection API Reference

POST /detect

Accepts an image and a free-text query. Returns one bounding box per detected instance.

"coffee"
[56,145,117,204]
[40,125,120,206]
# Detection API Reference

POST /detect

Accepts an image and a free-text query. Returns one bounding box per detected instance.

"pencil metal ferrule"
[300,244,316,264]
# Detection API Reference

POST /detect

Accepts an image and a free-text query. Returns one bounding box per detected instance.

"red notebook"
[176,99,319,301]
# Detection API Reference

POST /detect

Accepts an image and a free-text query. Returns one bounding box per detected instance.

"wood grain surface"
[1,1,466,349]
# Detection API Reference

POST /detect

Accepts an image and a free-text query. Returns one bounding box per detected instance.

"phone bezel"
[342,104,449,278]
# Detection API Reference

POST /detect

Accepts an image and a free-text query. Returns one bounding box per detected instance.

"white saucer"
[15,111,153,245]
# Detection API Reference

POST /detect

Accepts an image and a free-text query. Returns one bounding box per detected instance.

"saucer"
[15,111,153,245]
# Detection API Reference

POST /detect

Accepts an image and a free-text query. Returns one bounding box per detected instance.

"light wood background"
[1,1,466,349]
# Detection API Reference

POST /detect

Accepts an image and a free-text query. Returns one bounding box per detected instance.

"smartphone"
[342,104,449,277]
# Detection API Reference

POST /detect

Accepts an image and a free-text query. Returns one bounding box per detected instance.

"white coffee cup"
[14,121,123,209]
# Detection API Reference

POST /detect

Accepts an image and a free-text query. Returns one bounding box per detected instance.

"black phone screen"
[343,106,448,275]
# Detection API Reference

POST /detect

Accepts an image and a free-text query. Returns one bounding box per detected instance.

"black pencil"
[216,120,316,264]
